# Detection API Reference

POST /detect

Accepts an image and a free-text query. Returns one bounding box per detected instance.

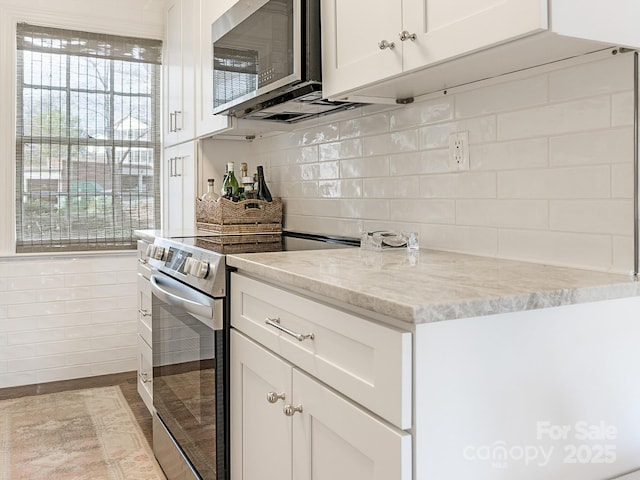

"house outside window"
[15,23,162,253]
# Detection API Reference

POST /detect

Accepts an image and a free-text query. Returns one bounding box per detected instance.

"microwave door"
[212,0,302,114]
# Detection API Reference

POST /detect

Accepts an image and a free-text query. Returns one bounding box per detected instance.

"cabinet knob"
[139,372,151,384]
[283,404,303,417]
[400,31,417,41]
[378,40,395,50]
[139,309,151,317]
[267,392,286,404]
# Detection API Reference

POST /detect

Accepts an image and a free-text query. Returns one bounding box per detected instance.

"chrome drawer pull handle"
[139,309,151,317]
[283,404,303,417]
[265,318,315,342]
[378,39,395,50]
[139,372,151,384]
[138,258,147,265]
[267,392,286,404]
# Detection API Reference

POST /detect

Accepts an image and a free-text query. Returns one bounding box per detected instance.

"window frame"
[14,23,162,253]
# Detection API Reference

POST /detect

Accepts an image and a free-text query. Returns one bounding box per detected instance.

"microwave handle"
[150,273,222,330]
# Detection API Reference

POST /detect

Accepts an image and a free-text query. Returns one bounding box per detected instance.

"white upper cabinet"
[164,0,196,146]
[195,0,237,138]
[321,0,640,102]
[165,0,236,145]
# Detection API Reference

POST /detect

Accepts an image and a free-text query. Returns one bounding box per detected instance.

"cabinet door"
[402,0,547,72]
[292,370,412,480]
[165,0,196,145]
[231,331,293,480]
[195,0,235,138]
[164,141,196,232]
[137,334,153,413]
[320,0,403,99]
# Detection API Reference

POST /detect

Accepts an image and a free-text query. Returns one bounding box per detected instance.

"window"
[16,23,162,253]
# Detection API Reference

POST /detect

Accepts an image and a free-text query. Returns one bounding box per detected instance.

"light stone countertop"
[227,248,640,324]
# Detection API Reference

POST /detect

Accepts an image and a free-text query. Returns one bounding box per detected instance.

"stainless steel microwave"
[211,0,359,123]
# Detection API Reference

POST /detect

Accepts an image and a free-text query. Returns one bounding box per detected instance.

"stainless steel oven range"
[148,237,228,480]
[146,231,359,480]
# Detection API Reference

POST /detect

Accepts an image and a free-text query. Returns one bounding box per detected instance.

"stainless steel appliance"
[148,237,227,480]
[211,0,360,123]
[147,232,358,480]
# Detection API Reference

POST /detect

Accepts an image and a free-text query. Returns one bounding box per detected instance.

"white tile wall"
[0,253,137,388]
[255,53,636,273]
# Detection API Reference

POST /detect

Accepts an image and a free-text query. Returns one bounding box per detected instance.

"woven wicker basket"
[196,197,282,234]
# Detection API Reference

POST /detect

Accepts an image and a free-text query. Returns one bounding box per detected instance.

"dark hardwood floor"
[0,371,153,446]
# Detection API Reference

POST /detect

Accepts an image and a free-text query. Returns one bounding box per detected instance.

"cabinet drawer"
[137,334,153,413]
[137,239,152,278]
[137,273,152,345]
[231,273,412,429]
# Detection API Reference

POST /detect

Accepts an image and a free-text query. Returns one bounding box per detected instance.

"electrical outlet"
[448,131,469,171]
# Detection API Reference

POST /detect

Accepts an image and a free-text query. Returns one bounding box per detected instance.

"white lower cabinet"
[231,330,411,480]
[136,239,153,413]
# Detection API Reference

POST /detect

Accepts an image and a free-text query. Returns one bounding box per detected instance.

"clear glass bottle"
[201,178,219,202]
[222,162,239,199]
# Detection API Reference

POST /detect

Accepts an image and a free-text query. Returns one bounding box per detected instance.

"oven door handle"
[150,273,222,330]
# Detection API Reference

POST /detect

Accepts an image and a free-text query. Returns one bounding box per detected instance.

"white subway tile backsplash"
[284,198,342,217]
[341,199,390,220]
[498,230,612,271]
[250,55,633,274]
[319,139,362,161]
[470,138,548,171]
[550,200,633,235]
[498,166,611,199]
[389,199,455,224]
[341,155,390,178]
[389,150,450,176]
[363,130,419,156]
[363,176,420,198]
[550,128,632,166]
[612,91,634,127]
[389,97,454,130]
[417,122,457,150]
[340,112,390,139]
[613,236,634,275]
[285,215,363,237]
[420,224,498,256]
[456,200,548,229]
[549,55,633,101]
[420,172,496,199]
[318,179,362,198]
[455,75,548,118]
[611,164,634,199]
[278,180,319,198]
[497,97,611,140]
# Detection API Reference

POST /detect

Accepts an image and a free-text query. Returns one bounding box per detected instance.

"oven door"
[151,272,225,480]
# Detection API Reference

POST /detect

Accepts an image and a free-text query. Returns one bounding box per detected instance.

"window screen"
[16,23,162,253]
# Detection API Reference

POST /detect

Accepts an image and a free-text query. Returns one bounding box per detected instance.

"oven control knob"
[193,260,210,279]
[150,246,166,261]
[184,258,209,278]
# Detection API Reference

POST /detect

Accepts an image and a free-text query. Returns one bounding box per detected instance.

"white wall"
[0,254,137,388]
[253,52,635,274]
[0,0,164,388]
